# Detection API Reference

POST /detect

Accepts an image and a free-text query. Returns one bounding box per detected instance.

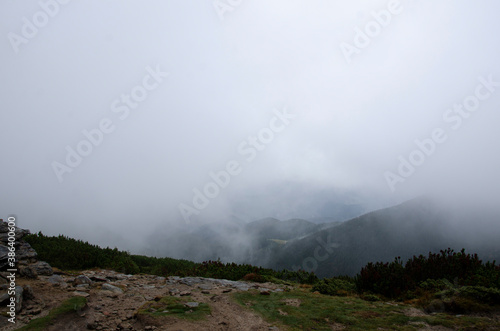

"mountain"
[145,217,322,267]
[146,196,500,278]
[268,197,500,277]
[245,218,320,240]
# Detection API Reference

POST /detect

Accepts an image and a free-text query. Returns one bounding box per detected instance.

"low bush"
[312,277,356,296]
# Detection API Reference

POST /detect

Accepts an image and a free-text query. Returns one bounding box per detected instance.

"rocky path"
[1,269,285,330]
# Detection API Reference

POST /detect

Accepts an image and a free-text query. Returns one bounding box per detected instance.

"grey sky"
[1,1,499,250]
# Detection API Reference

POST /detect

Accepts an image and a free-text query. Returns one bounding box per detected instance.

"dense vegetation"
[24,232,318,284]
[313,248,500,313]
[355,248,500,298]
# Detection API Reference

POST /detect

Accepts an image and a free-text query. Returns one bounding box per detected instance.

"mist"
[1,1,500,259]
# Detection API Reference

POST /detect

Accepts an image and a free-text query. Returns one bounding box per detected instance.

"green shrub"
[457,286,500,305]
[312,277,356,296]
[355,248,500,299]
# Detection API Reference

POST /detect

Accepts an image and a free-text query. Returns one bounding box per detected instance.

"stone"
[118,321,132,329]
[233,284,250,291]
[184,302,199,308]
[0,227,29,243]
[0,245,8,269]
[0,292,9,304]
[48,274,64,284]
[29,261,53,276]
[16,242,38,261]
[19,266,38,279]
[101,283,123,294]
[28,307,41,315]
[179,291,191,296]
[0,221,8,233]
[74,275,92,286]
[73,291,90,297]
[15,285,23,312]
[23,285,34,300]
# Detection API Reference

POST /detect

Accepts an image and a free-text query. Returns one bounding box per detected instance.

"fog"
[1,1,499,255]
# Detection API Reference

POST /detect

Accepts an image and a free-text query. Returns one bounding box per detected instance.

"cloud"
[1,1,499,253]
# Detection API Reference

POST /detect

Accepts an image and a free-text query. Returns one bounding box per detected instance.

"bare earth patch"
[282,298,301,307]
[0,270,283,331]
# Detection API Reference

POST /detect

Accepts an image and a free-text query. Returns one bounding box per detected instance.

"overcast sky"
[1,1,499,250]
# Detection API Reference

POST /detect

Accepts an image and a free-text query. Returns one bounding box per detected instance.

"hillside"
[270,197,500,277]
[144,217,323,268]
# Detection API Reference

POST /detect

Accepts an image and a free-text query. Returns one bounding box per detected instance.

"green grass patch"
[18,296,87,331]
[137,296,210,321]
[233,288,500,330]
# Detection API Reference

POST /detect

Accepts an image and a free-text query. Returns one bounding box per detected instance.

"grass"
[233,288,500,330]
[137,296,211,321]
[18,296,87,331]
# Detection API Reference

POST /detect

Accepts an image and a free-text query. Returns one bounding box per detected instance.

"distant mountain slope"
[269,197,500,277]
[146,217,322,266]
[246,218,320,240]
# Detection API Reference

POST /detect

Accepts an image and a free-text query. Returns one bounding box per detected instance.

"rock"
[118,321,132,329]
[76,284,90,291]
[48,274,64,284]
[0,245,8,269]
[29,261,53,276]
[184,302,199,308]
[87,319,98,330]
[73,291,90,297]
[260,290,271,295]
[74,275,92,286]
[27,307,41,315]
[201,290,210,294]
[90,276,108,282]
[233,284,250,291]
[0,292,9,304]
[222,288,232,293]
[169,288,180,296]
[101,283,123,294]
[180,277,203,286]
[15,242,38,261]
[15,285,23,312]
[198,284,212,290]
[166,276,181,284]
[0,221,8,233]
[23,285,34,300]
[19,266,38,279]
[0,227,29,242]
[179,291,191,296]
